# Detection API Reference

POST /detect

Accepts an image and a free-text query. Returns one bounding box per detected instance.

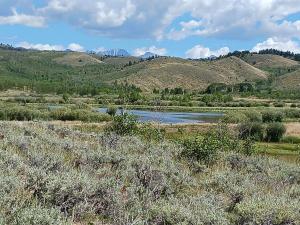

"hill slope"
[275,69,300,90]
[53,52,103,66]
[113,56,267,91]
[0,49,274,93]
[241,54,299,69]
[0,49,118,93]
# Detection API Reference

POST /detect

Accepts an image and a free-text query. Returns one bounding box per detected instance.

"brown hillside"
[275,69,300,90]
[117,56,267,91]
[241,54,299,69]
[53,52,103,66]
[102,56,140,66]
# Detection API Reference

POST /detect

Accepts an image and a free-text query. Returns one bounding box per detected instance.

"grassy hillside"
[275,69,300,90]
[53,52,103,66]
[3,48,294,94]
[115,56,267,91]
[241,54,299,69]
[102,56,140,66]
[0,49,119,93]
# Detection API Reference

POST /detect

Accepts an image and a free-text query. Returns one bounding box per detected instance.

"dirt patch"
[285,123,300,136]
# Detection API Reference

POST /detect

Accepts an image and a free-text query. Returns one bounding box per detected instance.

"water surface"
[98,108,223,124]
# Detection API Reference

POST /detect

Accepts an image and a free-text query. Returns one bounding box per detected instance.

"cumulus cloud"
[40,0,136,29]
[166,0,300,40]
[0,8,45,27]
[2,0,300,41]
[16,41,85,52]
[17,42,64,51]
[252,37,300,53]
[67,43,85,52]
[37,0,181,38]
[185,45,230,59]
[133,46,167,56]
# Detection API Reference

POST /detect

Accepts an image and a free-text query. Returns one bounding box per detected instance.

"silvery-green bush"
[0,121,299,224]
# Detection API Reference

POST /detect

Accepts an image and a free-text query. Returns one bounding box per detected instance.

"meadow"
[1,48,300,224]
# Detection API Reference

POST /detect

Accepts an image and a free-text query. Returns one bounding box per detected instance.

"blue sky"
[1,0,300,58]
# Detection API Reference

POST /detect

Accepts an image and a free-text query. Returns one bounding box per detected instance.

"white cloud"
[16,41,85,52]
[67,43,85,52]
[2,1,300,41]
[39,0,137,29]
[180,20,202,30]
[37,0,181,38]
[17,42,64,51]
[185,45,230,59]
[0,8,45,27]
[133,46,167,56]
[166,0,300,40]
[252,37,300,53]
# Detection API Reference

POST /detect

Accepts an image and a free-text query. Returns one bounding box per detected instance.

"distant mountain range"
[140,52,159,59]
[96,48,159,59]
[97,49,130,57]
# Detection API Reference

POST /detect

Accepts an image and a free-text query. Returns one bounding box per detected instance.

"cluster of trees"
[117,83,143,103]
[206,83,254,94]
[0,43,27,51]
[258,49,300,61]
[156,87,188,95]
[222,49,300,61]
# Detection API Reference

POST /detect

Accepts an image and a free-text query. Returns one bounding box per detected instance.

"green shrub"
[138,123,165,142]
[62,93,70,103]
[262,111,284,122]
[50,109,110,122]
[243,110,262,122]
[265,123,286,142]
[0,106,45,121]
[284,109,300,119]
[105,113,138,135]
[222,111,248,123]
[106,106,117,116]
[238,122,264,141]
[181,124,235,164]
[181,136,220,164]
[273,102,285,107]
[281,136,300,144]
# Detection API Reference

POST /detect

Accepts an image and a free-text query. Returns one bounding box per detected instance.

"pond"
[98,108,223,124]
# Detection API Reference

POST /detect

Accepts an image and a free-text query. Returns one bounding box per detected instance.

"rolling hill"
[3,48,300,93]
[112,56,267,91]
[275,69,300,90]
[53,52,103,66]
[241,54,299,69]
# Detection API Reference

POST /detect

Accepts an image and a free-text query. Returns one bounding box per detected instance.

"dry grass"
[241,54,299,69]
[53,52,103,66]
[285,122,300,136]
[119,56,267,91]
[102,56,139,66]
[275,69,300,90]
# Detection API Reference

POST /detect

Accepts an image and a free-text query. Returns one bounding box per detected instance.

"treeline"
[258,49,300,61]
[223,49,300,61]
[0,43,28,51]
[205,82,300,99]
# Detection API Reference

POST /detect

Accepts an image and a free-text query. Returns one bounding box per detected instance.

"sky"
[1,0,300,58]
